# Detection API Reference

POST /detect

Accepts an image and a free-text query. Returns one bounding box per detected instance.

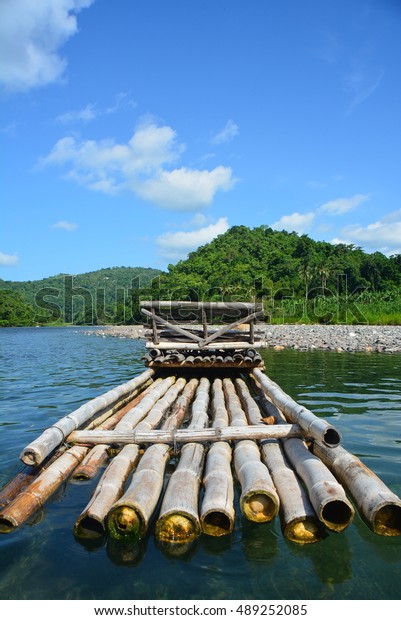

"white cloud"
[41,121,236,210]
[56,93,137,125]
[339,210,401,255]
[319,193,370,215]
[0,251,18,266]
[52,220,77,231]
[271,212,315,234]
[331,237,354,247]
[56,104,97,124]
[157,217,229,260]
[211,120,239,145]
[0,0,94,92]
[105,91,137,115]
[188,213,207,227]
[135,166,235,211]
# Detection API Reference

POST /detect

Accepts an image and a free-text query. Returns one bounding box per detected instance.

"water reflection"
[107,536,146,566]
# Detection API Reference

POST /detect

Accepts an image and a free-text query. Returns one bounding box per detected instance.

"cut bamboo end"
[241,491,279,523]
[73,514,106,540]
[201,510,234,537]
[20,450,41,468]
[311,441,401,536]
[319,497,355,532]
[321,427,342,448]
[0,514,18,533]
[373,504,401,536]
[106,506,143,540]
[72,446,108,481]
[155,513,200,544]
[283,518,322,544]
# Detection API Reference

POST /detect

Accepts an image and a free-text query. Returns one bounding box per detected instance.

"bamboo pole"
[223,378,279,523]
[140,301,262,312]
[312,442,401,536]
[282,438,354,532]
[252,368,341,448]
[0,377,156,506]
[106,378,199,540]
[0,378,158,527]
[0,452,67,511]
[260,441,322,543]
[200,378,235,536]
[20,368,155,467]
[0,394,140,508]
[236,377,321,543]
[71,379,162,481]
[67,424,303,446]
[155,378,210,545]
[74,377,186,539]
[0,445,91,532]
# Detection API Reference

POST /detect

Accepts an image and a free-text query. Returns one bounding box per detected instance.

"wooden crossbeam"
[199,311,263,347]
[141,308,203,343]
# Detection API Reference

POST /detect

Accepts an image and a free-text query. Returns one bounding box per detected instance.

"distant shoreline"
[84,324,401,353]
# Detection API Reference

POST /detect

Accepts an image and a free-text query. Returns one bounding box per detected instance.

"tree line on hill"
[1,226,401,326]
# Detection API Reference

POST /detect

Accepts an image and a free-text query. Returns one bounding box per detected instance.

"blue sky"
[1,0,401,282]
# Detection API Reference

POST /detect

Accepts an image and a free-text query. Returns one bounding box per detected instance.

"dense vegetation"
[1,227,401,326]
[150,225,401,325]
[0,289,35,326]
[0,266,161,326]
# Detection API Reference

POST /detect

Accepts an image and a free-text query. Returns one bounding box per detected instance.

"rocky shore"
[85,324,401,353]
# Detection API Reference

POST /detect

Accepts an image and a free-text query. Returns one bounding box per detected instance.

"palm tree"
[317,264,331,295]
[299,263,314,302]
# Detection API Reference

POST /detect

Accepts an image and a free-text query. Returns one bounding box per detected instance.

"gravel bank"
[85,324,401,353]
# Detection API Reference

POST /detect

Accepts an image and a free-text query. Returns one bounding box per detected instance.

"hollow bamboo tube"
[20,368,155,466]
[252,368,341,448]
[282,438,354,532]
[261,442,322,543]
[200,378,235,536]
[155,378,210,545]
[74,377,186,539]
[223,378,279,523]
[106,378,199,540]
[72,378,163,481]
[312,442,401,536]
[236,377,321,543]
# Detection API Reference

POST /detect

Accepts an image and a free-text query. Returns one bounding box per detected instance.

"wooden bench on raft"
[140,300,266,368]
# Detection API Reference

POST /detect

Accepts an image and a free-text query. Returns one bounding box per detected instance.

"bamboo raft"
[1,301,401,552]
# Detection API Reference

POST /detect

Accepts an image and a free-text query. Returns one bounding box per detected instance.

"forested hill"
[1,227,401,326]
[0,266,161,326]
[152,225,401,324]
[156,225,401,296]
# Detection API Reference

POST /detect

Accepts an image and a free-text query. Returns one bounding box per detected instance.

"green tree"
[0,290,35,326]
